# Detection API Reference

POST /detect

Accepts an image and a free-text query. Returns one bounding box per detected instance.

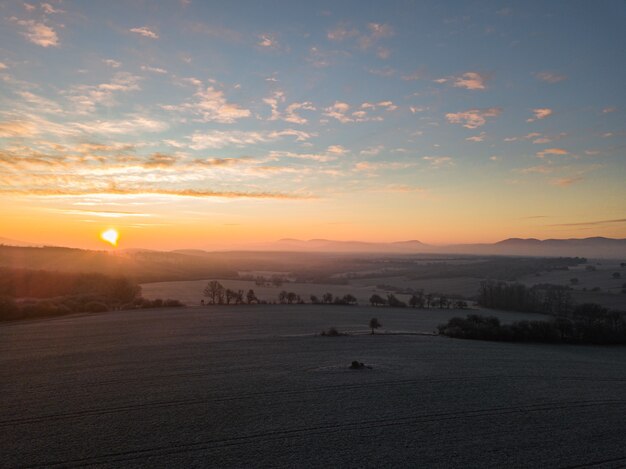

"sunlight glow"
[100,228,119,247]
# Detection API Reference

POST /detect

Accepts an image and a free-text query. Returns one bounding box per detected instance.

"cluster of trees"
[0,268,186,322]
[203,281,260,304]
[369,292,468,309]
[438,304,626,344]
[310,293,357,305]
[478,281,572,315]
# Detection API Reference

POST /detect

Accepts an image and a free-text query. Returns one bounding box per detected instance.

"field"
[2,305,625,468]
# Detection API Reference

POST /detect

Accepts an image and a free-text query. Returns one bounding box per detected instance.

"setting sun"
[100,229,119,247]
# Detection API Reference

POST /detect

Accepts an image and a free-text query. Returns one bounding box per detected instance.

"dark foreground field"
[1,306,625,468]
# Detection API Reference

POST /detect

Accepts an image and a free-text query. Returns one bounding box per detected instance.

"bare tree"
[369,317,382,335]
[203,280,224,305]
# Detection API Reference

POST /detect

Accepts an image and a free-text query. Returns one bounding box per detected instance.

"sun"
[100,228,119,247]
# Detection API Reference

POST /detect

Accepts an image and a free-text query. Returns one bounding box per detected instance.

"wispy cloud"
[423,156,454,168]
[323,100,396,123]
[1,187,312,200]
[327,22,393,56]
[534,71,567,83]
[141,65,168,74]
[130,27,159,39]
[187,129,314,150]
[527,108,553,122]
[162,84,250,123]
[547,218,626,227]
[550,176,583,186]
[466,132,486,142]
[446,107,502,129]
[536,148,568,158]
[103,59,122,68]
[67,72,142,113]
[0,120,37,137]
[12,18,58,47]
[435,72,489,90]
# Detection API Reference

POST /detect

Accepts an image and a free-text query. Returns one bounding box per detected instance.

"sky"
[0,0,625,250]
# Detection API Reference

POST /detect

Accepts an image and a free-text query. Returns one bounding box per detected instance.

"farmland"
[1,305,625,468]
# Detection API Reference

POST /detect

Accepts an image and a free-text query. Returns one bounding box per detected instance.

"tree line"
[477,281,572,315]
[438,303,626,345]
[0,268,183,322]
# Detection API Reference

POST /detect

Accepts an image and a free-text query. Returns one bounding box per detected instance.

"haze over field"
[0,1,624,250]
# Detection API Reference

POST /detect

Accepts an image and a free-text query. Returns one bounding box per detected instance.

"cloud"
[534,71,567,83]
[143,153,178,168]
[192,157,252,167]
[55,209,151,218]
[550,176,582,186]
[527,108,553,122]
[327,145,348,155]
[264,91,315,124]
[355,161,418,172]
[130,27,159,39]
[0,186,311,200]
[436,72,488,90]
[536,148,568,158]
[547,218,626,227]
[163,85,250,123]
[445,107,502,128]
[13,18,59,47]
[360,145,384,156]
[602,107,617,113]
[257,34,279,49]
[453,72,488,90]
[72,115,168,135]
[67,72,142,112]
[323,100,396,123]
[187,129,314,150]
[423,156,454,168]
[0,120,37,137]
[267,151,336,163]
[327,22,393,54]
[103,59,122,68]
[41,3,63,14]
[141,65,168,74]
[518,165,553,174]
[0,62,7,70]
[466,132,486,142]
[323,101,353,123]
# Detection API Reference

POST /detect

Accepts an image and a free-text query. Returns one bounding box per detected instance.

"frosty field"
[1,305,625,468]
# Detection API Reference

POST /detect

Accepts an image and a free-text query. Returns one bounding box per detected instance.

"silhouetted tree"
[278,290,288,304]
[235,289,244,304]
[369,317,382,335]
[369,294,386,306]
[203,280,224,304]
[287,292,297,304]
[246,289,258,304]
[342,294,357,305]
[310,294,320,304]
[387,293,406,308]
[409,290,425,308]
[322,292,333,304]
[425,293,434,309]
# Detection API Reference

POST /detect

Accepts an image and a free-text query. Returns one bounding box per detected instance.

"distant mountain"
[0,237,40,247]
[444,237,626,258]
[272,238,428,253]
[263,237,626,258]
